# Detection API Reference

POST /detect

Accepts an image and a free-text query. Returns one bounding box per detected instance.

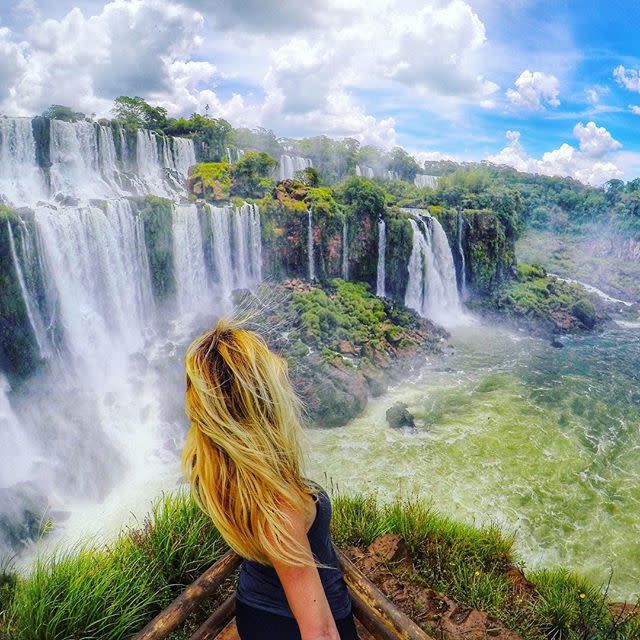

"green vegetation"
[292,279,418,358]
[41,104,86,122]
[129,195,176,303]
[230,151,278,199]
[165,114,233,162]
[188,162,232,200]
[488,262,602,332]
[2,491,635,639]
[2,492,227,639]
[112,95,169,131]
[332,494,640,640]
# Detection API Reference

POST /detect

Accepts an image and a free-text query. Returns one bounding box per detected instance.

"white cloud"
[506,69,560,109]
[487,122,623,186]
[630,105,640,115]
[0,0,213,117]
[585,85,609,105]
[613,65,640,92]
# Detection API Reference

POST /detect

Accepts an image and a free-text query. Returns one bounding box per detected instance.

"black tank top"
[235,485,352,619]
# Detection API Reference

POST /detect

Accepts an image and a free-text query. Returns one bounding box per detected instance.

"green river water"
[310,323,640,600]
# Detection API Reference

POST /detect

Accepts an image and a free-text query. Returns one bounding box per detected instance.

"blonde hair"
[182,317,318,567]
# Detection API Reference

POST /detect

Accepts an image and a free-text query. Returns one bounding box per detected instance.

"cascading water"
[376,219,386,298]
[0,117,263,557]
[414,175,438,189]
[0,117,46,205]
[457,212,467,299]
[279,154,312,181]
[308,208,316,281]
[404,213,463,325]
[172,204,209,314]
[342,219,349,280]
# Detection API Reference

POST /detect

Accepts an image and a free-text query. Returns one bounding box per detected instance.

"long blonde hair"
[182,317,318,566]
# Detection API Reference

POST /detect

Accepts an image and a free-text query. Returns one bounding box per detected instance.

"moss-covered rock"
[128,196,176,304]
[476,262,610,335]
[235,279,448,427]
[187,162,232,201]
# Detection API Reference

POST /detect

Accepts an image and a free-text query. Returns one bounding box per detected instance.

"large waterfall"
[457,212,467,299]
[404,212,463,324]
[0,117,263,557]
[376,219,386,298]
[279,154,312,181]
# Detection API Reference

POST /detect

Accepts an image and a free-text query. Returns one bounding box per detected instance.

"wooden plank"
[189,595,236,640]
[215,619,239,640]
[335,547,434,640]
[133,550,242,640]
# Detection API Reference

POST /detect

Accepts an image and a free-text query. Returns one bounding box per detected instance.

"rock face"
[0,482,49,556]
[385,402,416,429]
[234,281,449,428]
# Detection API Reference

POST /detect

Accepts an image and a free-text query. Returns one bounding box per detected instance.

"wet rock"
[551,337,564,348]
[386,402,416,429]
[0,482,50,555]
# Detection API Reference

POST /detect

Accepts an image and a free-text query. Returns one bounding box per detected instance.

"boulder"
[386,402,416,429]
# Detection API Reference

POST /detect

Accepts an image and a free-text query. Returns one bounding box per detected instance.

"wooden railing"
[132,547,434,640]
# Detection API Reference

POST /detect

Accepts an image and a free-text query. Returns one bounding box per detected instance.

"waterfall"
[457,212,467,298]
[308,208,315,281]
[405,214,462,324]
[376,219,386,297]
[0,377,33,486]
[0,116,265,556]
[172,204,209,313]
[0,117,46,205]
[414,175,438,189]
[208,203,262,296]
[279,155,312,181]
[33,202,154,377]
[342,219,349,280]
[209,205,234,300]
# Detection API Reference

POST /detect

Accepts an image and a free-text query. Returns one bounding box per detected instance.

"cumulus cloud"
[630,105,640,115]
[506,70,560,109]
[613,65,640,92]
[487,122,623,185]
[180,0,331,33]
[0,0,217,117]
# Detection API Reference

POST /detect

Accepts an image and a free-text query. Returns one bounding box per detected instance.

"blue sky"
[1,0,639,183]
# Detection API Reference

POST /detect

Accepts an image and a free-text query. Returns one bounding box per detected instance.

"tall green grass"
[4,491,228,640]
[1,491,637,639]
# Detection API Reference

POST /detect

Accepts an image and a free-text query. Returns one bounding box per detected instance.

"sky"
[1,0,640,184]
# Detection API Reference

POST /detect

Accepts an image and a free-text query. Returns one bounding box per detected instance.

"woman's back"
[236,485,352,619]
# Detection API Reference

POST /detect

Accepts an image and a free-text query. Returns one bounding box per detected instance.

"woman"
[182,319,359,640]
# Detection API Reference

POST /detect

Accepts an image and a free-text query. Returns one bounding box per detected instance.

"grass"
[2,491,228,640]
[1,491,637,639]
[330,494,640,640]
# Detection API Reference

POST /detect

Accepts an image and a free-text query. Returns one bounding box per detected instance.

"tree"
[112,96,168,130]
[41,105,86,122]
[230,151,278,198]
[386,147,420,182]
[336,177,386,220]
[164,114,233,161]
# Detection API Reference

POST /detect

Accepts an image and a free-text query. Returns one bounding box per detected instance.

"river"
[311,322,640,601]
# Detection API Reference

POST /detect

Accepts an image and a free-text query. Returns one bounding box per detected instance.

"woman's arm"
[269,505,340,640]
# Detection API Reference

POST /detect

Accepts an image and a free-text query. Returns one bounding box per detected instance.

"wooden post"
[133,549,241,640]
[335,547,434,640]
[189,595,236,640]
